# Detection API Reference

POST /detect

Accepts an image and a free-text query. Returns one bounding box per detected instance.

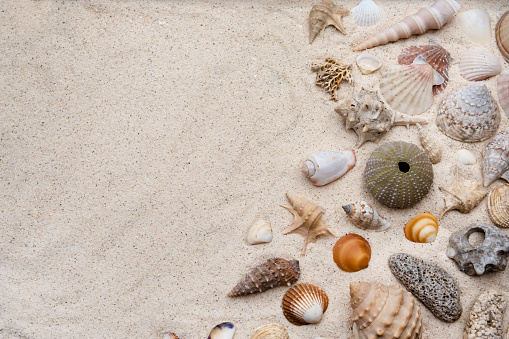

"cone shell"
[162,333,179,339]
[302,150,356,186]
[356,53,382,74]
[404,212,438,243]
[436,82,500,143]
[496,10,509,62]
[228,258,300,297]
[497,69,509,117]
[342,201,391,231]
[350,282,423,339]
[333,234,371,272]
[488,184,509,227]
[282,283,329,326]
[483,127,509,187]
[208,323,235,339]
[459,47,502,81]
[246,219,273,245]
[456,9,491,44]
[250,323,289,339]
[351,0,382,27]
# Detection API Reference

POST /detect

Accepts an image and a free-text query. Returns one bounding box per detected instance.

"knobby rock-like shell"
[351,0,382,27]
[456,9,491,44]
[333,234,371,272]
[246,218,273,245]
[282,283,329,326]
[488,184,509,227]
[228,258,300,297]
[250,323,289,339]
[309,0,349,43]
[356,53,382,74]
[496,10,509,62]
[162,332,179,339]
[497,69,509,117]
[364,141,433,209]
[483,127,509,187]
[342,200,390,231]
[405,212,438,243]
[464,290,506,339]
[302,150,356,186]
[459,47,502,81]
[416,123,442,164]
[350,282,423,339]
[208,323,235,339]
[436,82,500,143]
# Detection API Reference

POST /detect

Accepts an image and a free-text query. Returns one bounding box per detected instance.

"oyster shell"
[342,200,390,231]
[208,323,235,339]
[356,53,382,74]
[459,47,502,81]
[351,0,382,27]
[417,123,442,164]
[302,150,356,186]
[496,10,509,62]
[483,127,509,187]
[246,219,273,245]
[282,283,329,326]
[404,212,438,243]
[309,0,349,43]
[497,69,509,117]
[456,9,491,44]
[488,184,509,228]
[333,234,371,272]
[250,323,289,339]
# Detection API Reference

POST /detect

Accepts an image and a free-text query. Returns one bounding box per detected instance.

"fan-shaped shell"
[333,234,371,272]
[364,141,433,209]
[456,9,491,44]
[497,69,509,117]
[282,283,329,326]
[246,219,273,245]
[459,47,502,81]
[404,212,438,243]
[483,127,509,187]
[208,323,235,339]
[250,323,289,339]
[488,184,509,227]
[342,201,390,231]
[356,53,382,74]
[496,10,509,62]
[351,0,382,27]
[436,82,500,143]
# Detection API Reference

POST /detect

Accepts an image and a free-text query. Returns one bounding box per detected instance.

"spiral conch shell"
[246,219,273,245]
[333,234,371,272]
[350,282,423,339]
[302,150,356,186]
[250,323,289,339]
[416,123,442,164]
[488,184,509,228]
[309,0,349,43]
[404,212,438,243]
[282,283,329,326]
[342,201,390,231]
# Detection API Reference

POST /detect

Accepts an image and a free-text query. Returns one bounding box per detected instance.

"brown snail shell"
[488,184,509,227]
[332,234,371,272]
[250,323,289,339]
[282,283,329,326]
[404,212,439,243]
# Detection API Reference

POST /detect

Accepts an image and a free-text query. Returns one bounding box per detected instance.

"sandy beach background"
[1,0,509,337]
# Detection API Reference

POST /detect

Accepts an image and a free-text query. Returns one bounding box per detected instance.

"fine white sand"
[1,0,509,338]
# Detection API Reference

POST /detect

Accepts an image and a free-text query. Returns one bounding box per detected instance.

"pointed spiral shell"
[342,201,390,231]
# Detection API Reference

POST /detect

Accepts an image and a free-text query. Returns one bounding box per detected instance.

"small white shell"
[457,149,476,165]
[456,9,491,43]
[497,69,509,118]
[356,53,382,74]
[302,150,356,186]
[208,323,235,339]
[246,219,273,245]
[459,47,502,81]
[351,0,382,27]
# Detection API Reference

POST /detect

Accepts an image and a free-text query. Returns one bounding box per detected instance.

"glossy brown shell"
[333,234,371,272]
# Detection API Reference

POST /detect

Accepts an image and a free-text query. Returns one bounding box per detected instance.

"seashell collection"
[404,212,439,243]
[332,233,371,272]
[342,200,390,231]
[281,283,329,326]
[488,184,509,228]
[464,290,506,339]
[302,150,356,186]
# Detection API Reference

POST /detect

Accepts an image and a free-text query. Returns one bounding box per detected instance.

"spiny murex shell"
[335,88,427,148]
[364,141,433,209]
[447,223,509,276]
[351,0,382,27]
[208,323,235,339]
[416,123,442,164]
[282,283,329,326]
[309,0,349,43]
[342,200,390,231]
[497,69,509,118]
[389,253,462,322]
[459,47,502,82]
[456,9,491,44]
[350,282,423,339]
[496,10,509,62]
[250,323,289,339]
[246,218,273,245]
[404,212,438,243]
[436,82,500,143]
[228,258,300,297]
[356,53,382,74]
[302,150,356,186]
[488,184,509,227]
[482,127,509,187]
[464,290,506,339]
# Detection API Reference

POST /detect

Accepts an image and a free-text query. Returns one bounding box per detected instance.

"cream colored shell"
[497,69,509,118]
[351,0,382,27]
[459,47,502,81]
[488,184,509,227]
[342,201,390,231]
[246,218,273,245]
[250,323,289,339]
[356,53,382,74]
[456,9,491,44]
[417,123,442,164]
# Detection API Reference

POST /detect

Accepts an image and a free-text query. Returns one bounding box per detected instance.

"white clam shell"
[302,150,356,186]
[457,149,476,165]
[351,0,382,27]
[459,47,502,81]
[356,53,382,74]
[208,323,235,339]
[497,69,509,118]
[246,219,273,245]
[456,9,491,43]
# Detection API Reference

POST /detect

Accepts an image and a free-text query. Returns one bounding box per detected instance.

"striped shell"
[488,184,509,227]
[364,141,433,209]
[282,283,329,326]
[251,323,289,339]
[497,69,509,117]
[483,127,509,187]
[459,47,502,81]
[351,0,382,27]
[456,9,491,44]
[342,201,391,231]
[496,10,509,62]
[333,234,371,272]
[404,212,438,243]
[398,45,450,95]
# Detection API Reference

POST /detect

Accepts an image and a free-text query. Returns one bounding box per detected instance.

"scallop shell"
[162,332,179,339]
[350,282,423,339]
[404,212,438,243]
[351,0,382,27]
[483,127,509,187]
[436,82,500,143]
[459,47,502,81]
[282,283,329,326]
[497,69,509,117]
[302,150,356,186]
[208,323,235,339]
[416,123,442,164]
[356,53,382,74]
[364,141,434,209]
[457,149,476,165]
[333,234,371,272]
[496,10,509,62]
[246,219,273,245]
[456,9,491,44]
[342,201,391,231]
[488,184,509,227]
[250,323,290,339]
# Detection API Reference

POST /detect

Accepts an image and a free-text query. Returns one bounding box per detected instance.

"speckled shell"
[162,332,179,339]
[342,201,391,231]
[364,141,433,209]
[404,212,438,243]
[496,10,509,62]
[497,69,509,117]
[333,234,371,272]
[282,283,329,326]
[350,282,423,339]
[228,258,300,297]
[208,323,235,339]
[483,127,509,187]
[459,47,502,81]
[464,290,506,339]
[456,9,491,44]
[250,323,290,339]
[488,184,509,227]
[436,82,500,143]
[416,123,442,164]
[351,0,382,27]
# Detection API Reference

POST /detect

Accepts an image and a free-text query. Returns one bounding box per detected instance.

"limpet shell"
[246,218,273,245]
[250,323,289,339]
[333,234,371,272]
[404,212,438,243]
[282,283,329,326]
[496,10,509,62]
[459,47,502,81]
[456,9,491,44]
[356,53,382,74]
[488,184,509,227]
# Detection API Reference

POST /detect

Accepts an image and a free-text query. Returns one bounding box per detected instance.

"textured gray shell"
[483,127,509,187]
[464,290,506,339]
[364,141,433,209]
[389,253,462,322]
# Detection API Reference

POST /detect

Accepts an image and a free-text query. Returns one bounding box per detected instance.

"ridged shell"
[464,290,506,339]
[456,9,491,44]
[356,53,382,74]
[364,141,433,209]
[351,0,382,27]
[251,323,290,339]
[459,47,502,81]
[496,10,509,62]
[302,150,356,186]
[246,219,273,245]
[208,323,235,339]
[162,332,179,339]
[436,82,500,143]
[416,123,442,164]
[488,184,509,227]
[333,234,371,272]
[282,283,329,326]
[309,0,349,43]
[350,282,423,339]
[398,45,450,95]
[228,258,300,297]
[342,201,391,231]
[404,212,438,243]
[483,127,509,187]
[497,69,509,117]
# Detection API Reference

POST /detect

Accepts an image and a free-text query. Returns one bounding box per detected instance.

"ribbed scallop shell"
[364,141,433,209]
[404,212,438,243]
[351,0,382,27]
[282,283,329,326]
[496,10,509,62]
[342,201,391,231]
[208,323,235,339]
[436,82,500,142]
[333,234,371,272]
[459,47,502,81]
[456,9,491,44]
[398,45,450,95]
[251,323,289,339]
[350,282,423,339]
[497,69,509,117]
[488,184,509,227]
[356,53,382,74]
[483,127,509,187]
[246,219,273,245]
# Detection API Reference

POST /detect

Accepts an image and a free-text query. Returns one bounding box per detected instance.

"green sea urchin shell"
[364,141,433,209]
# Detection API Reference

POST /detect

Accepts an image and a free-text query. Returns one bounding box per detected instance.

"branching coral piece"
[311,58,352,101]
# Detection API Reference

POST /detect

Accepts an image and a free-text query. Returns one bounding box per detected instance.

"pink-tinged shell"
[497,69,509,117]
[496,11,509,62]
[398,45,450,95]
[459,47,502,81]
[483,127,509,187]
